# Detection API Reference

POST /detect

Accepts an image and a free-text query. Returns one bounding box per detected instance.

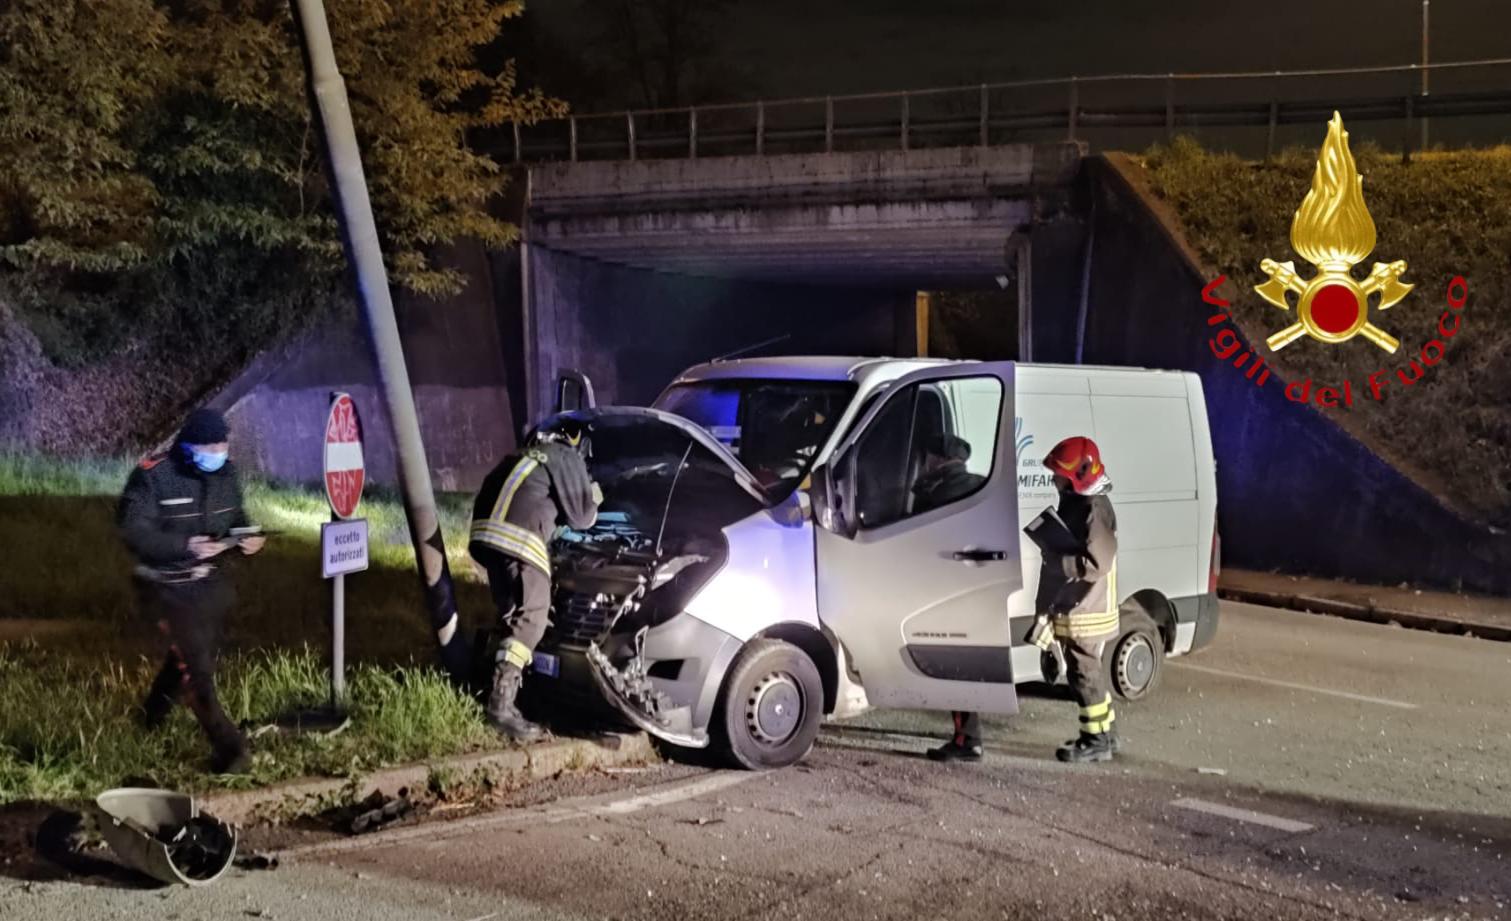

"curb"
[1219,588,1511,643]
[199,733,659,826]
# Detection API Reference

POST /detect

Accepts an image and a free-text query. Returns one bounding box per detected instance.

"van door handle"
[953,549,1007,562]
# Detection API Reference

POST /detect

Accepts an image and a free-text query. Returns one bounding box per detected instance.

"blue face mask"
[184,445,228,473]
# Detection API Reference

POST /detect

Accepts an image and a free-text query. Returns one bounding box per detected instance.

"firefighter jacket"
[1034,491,1119,641]
[468,443,600,575]
[118,452,250,580]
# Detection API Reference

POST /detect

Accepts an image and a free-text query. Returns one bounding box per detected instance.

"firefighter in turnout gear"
[929,435,1121,764]
[469,418,602,741]
[1041,436,1121,763]
[119,408,266,775]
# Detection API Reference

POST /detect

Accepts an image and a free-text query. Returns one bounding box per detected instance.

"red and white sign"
[324,393,365,520]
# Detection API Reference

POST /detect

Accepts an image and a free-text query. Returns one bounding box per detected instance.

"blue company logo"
[1014,418,1055,490]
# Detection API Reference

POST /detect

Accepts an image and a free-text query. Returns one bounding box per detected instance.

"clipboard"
[1023,506,1087,558]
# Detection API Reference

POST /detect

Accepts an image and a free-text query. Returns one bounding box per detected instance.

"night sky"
[525,0,1510,107]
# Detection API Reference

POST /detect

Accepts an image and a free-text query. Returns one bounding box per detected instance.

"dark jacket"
[118,453,249,573]
[469,443,600,574]
[1035,491,1119,638]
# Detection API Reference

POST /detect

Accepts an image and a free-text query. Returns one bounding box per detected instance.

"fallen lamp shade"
[95,788,238,886]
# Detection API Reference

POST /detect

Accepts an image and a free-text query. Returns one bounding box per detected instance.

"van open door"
[555,370,596,414]
[810,362,1021,714]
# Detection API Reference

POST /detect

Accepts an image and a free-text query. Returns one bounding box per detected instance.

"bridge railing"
[504,57,1511,164]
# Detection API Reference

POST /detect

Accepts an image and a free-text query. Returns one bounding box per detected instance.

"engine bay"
[541,414,764,745]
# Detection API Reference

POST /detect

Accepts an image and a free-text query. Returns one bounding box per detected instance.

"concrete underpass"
[214,139,1510,594]
[519,143,1087,414]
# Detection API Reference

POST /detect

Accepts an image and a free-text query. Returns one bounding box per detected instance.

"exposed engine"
[547,512,726,743]
[534,409,768,747]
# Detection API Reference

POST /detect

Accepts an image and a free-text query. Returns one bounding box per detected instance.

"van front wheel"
[715,639,824,770]
[1107,611,1164,701]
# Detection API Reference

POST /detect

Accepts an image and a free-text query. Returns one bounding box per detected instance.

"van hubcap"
[747,673,802,745]
[1117,634,1156,694]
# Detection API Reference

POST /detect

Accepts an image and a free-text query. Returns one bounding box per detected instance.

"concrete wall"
[1081,155,1511,595]
[217,240,524,493]
[526,247,916,414]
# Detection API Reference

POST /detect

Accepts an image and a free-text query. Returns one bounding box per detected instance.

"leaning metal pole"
[288,0,471,685]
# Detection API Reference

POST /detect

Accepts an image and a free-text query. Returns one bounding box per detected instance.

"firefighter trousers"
[139,578,245,757]
[479,553,552,671]
[1063,635,1115,736]
[947,636,1114,747]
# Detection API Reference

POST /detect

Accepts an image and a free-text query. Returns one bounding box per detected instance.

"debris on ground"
[235,851,280,871]
[349,788,413,835]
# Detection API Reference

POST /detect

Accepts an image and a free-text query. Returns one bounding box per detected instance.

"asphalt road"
[5,601,1510,921]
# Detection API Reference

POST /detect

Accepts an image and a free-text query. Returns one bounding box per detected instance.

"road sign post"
[323,392,367,711]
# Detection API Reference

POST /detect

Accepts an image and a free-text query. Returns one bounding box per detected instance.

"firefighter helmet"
[1043,436,1110,496]
[530,416,589,453]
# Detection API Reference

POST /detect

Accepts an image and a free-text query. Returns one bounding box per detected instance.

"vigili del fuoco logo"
[1202,112,1468,409]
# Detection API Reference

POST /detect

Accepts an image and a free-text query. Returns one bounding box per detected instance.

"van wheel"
[1107,611,1163,701]
[715,639,824,771]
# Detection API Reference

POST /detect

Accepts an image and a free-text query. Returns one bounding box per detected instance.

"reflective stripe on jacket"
[468,444,599,575]
[1036,492,1120,641]
[1053,562,1118,640]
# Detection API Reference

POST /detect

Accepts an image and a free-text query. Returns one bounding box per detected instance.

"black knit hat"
[178,408,230,446]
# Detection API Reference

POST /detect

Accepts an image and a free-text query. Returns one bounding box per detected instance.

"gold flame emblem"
[1255,112,1412,353]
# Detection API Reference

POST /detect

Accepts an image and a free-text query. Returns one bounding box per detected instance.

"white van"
[532,358,1220,769]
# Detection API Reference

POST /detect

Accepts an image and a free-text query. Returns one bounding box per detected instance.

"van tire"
[714,639,824,771]
[1107,611,1163,701]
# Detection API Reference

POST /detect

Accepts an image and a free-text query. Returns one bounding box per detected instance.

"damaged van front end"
[533,408,813,750]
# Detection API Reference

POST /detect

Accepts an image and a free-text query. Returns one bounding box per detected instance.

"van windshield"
[653,379,857,493]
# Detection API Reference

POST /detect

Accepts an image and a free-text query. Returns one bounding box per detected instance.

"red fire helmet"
[1043,436,1111,496]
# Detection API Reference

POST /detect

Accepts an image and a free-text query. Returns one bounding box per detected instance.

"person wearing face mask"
[118,407,266,774]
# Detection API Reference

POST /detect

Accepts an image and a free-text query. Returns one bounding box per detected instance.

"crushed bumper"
[535,613,743,750]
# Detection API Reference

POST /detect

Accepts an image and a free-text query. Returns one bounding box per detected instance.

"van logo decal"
[1014,417,1055,493]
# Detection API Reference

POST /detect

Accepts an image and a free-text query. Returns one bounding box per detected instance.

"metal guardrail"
[505,57,1511,164]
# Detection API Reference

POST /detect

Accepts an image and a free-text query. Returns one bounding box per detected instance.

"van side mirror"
[809,459,858,539]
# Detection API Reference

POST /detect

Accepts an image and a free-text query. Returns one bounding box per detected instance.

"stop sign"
[324,392,365,520]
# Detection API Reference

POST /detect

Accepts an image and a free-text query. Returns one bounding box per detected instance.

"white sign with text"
[321,519,370,579]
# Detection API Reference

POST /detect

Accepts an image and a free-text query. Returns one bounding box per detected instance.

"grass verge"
[0,643,495,804]
[0,452,506,806]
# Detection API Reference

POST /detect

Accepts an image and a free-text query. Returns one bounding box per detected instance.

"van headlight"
[684,566,781,630]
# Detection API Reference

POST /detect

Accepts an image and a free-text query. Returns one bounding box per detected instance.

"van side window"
[852,376,1003,530]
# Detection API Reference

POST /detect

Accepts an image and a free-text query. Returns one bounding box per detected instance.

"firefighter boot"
[486,663,543,742]
[1056,732,1115,764]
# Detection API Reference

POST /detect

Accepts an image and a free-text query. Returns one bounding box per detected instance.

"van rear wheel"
[1107,611,1163,701]
[715,639,824,771]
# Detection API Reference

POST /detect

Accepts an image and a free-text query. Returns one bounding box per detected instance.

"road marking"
[277,771,754,860]
[1172,797,1315,833]
[1168,661,1418,710]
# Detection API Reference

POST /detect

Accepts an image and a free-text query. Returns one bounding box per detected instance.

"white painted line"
[278,770,754,860]
[1168,661,1418,710]
[1172,797,1315,834]
[597,772,751,814]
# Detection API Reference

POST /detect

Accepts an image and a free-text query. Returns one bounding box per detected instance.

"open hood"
[538,406,769,507]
